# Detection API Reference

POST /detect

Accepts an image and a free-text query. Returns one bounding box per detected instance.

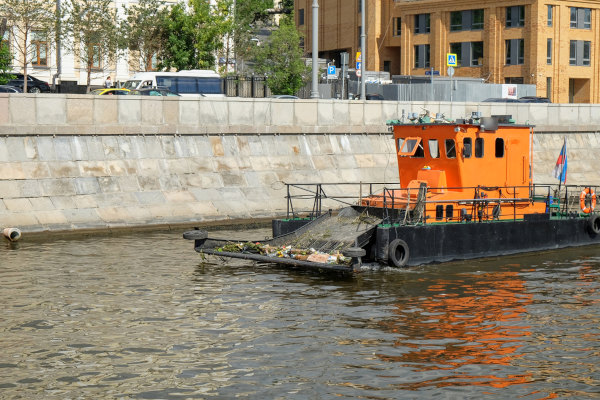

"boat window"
[495,138,504,157]
[463,138,472,158]
[445,139,456,158]
[475,137,484,158]
[397,137,404,152]
[398,137,423,157]
[428,139,440,158]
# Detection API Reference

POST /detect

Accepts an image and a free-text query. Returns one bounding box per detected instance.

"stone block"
[179,100,199,125]
[143,136,165,158]
[159,174,182,191]
[137,175,162,191]
[66,97,93,125]
[163,190,197,203]
[163,99,179,125]
[73,177,101,195]
[0,97,8,125]
[37,96,66,125]
[18,180,42,197]
[364,102,383,126]
[271,101,294,126]
[5,137,29,162]
[94,97,118,124]
[78,160,110,177]
[62,208,101,224]
[54,137,74,161]
[118,97,142,124]
[73,194,98,209]
[294,100,318,127]
[115,175,141,192]
[0,180,20,198]
[140,99,163,125]
[21,162,51,179]
[98,176,121,193]
[228,99,254,125]
[0,162,25,179]
[49,195,77,210]
[10,97,35,125]
[29,197,55,211]
[199,99,228,125]
[40,178,76,196]
[135,191,166,205]
[4,198,34,212]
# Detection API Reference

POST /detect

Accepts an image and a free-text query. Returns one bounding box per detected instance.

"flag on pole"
[553,137,567,184]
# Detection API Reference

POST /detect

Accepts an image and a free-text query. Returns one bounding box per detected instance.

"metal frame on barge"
[184,115,600,273]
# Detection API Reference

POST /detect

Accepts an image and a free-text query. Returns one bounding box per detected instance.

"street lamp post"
[311,0,319,99]
[360,0,365,100]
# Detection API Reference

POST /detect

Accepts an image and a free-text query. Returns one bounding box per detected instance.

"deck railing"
[283,182,600,224]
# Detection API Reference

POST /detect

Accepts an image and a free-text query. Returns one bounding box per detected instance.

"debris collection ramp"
[271,207,382,252]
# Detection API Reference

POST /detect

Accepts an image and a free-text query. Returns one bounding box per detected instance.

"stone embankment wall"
[0,94,599,233]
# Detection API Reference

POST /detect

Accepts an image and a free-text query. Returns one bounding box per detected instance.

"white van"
[123,70,225,97]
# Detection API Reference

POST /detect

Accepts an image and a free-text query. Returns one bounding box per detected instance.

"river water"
[1,227,599,399]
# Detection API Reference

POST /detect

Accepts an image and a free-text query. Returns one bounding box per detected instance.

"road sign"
[425,70,440,76]
[447,53,457,67]
[327,65,337,79]
[356,61,361,71]
[356,68,361,77]
[356,52,361,63]
[447,66,455,78]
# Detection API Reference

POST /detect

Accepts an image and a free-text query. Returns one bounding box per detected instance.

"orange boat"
[185,114,600,273]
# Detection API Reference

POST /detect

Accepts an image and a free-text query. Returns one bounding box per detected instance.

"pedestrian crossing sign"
[447,53,458,67]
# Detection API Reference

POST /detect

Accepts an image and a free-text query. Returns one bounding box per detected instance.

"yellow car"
[90,88,131,95]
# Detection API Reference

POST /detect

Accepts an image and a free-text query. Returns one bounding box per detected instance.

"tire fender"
[588,214,600,235]
[388,239,410,267]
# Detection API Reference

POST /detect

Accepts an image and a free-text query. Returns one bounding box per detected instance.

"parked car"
[482,97,522,103]
[519,96,551,103]
[6,73,51,93]
[90,88,131,95]
[353,93,385,100]
[270,95,299,99]
[0,85,22,93]
[129,87,180,97]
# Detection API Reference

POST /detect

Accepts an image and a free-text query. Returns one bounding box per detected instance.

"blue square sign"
[447,53,458,67]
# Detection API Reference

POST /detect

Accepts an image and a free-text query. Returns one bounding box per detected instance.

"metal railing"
[284,182,600,225]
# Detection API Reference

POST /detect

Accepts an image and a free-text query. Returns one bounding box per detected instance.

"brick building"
[295,0,600,103]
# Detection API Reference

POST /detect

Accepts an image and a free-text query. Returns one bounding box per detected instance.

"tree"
[232,0,273,70]
[64,0,119,92]
[0,0,56,92]
[253,15,307,95]
[119,0,170,72]
[159,0,233,72]
[0,18,14,84]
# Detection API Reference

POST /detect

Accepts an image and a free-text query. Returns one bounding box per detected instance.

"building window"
[394,17,401,36]
[299,9,304,25]
[383,60,391,72]
[546,77,552,101]
[547,38,552,64]
[450,9,484,31]
[91,44,101,69]
[506,6,525,28]
[449,41,483,67]
[570,40,591,66]
[463,138,472,158]
[475,138,484,158]
[445,139,456,159]
[429,139,440,158]
[1,29,9,48]
[495,138,504,158]
[414,14,430,34]
[547,5,553,27]
[31,31,47,66]
[570,7,591,29]
[358,0,361,13]
[414,44,430,68]
[505,77,524,84]
[505,39,524,65]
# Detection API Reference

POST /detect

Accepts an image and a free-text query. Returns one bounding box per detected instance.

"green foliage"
[159,0,232,71]
[253,15,308,95]
[119,0,169,71]
[233,0,273,62]
[0,43,14,84]
[64,0,119,92]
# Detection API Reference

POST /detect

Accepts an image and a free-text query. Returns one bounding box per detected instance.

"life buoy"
[579,188,597,214]
[388,239,410,267]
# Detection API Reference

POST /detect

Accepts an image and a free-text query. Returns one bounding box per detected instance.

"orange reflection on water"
[377,271,535,389]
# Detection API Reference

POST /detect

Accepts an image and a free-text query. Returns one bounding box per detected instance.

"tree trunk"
[21,36,28,93]
[86,61,91,93]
